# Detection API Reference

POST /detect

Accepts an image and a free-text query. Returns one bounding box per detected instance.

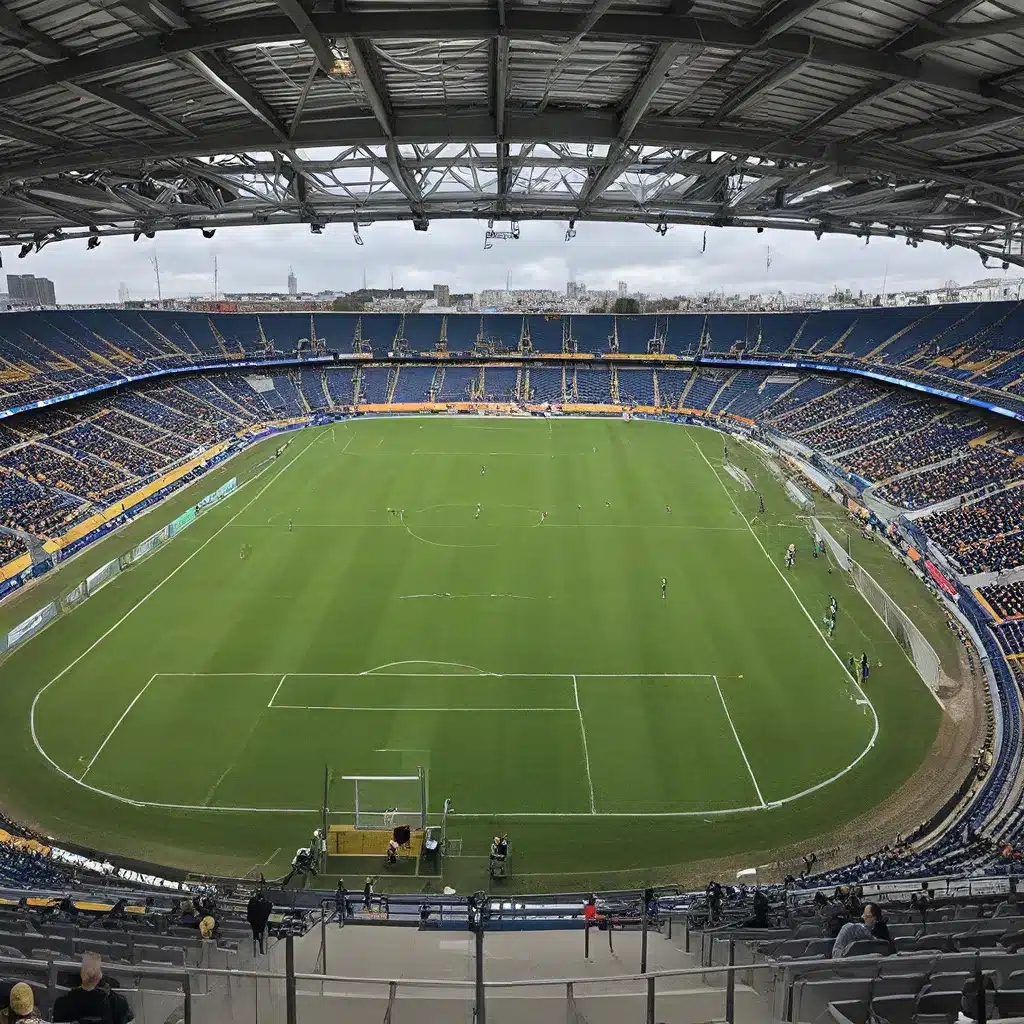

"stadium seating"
[922,488,1024,574]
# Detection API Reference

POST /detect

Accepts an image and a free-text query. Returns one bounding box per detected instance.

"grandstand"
[1,306,1024,1023]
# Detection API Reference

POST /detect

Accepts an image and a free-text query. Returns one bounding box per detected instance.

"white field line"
[271,705,576,712]
[30,431,323,808]
[267,674,288,708]
[203,764,235,807]
[712,674,766,808]
[79,673,157,781]
[689,431,881,808]
[573,674,597,814]
[157,672,715,678]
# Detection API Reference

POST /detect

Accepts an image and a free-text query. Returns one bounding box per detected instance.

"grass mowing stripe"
[30,430,323,806]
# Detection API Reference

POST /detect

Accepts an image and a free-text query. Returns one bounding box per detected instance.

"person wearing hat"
[0,983,43,1024]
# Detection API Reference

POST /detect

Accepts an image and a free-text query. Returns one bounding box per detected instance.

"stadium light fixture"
[17,243,31,258]
[87,235,100,250]
[565,219,576,242]
[353,223,363,245]
[202,228,216,239]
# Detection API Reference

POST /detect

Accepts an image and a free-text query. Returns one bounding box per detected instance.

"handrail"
[3,946,1016,991]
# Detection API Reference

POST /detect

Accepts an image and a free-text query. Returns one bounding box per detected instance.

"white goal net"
[342,770,426,829]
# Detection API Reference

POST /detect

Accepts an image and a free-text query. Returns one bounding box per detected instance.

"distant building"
[618,280,627,298]
[6,274,55,306]
[287,268,297,297]
[433,283,450,306]
[117,282,130,304]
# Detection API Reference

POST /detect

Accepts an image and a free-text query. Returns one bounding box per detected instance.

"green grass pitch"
[0,418,942,891]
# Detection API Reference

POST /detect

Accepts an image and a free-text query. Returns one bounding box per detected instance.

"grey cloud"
[14,219,1008,304]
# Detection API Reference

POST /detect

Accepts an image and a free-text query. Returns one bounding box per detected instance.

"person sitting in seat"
[53,953,134,1024]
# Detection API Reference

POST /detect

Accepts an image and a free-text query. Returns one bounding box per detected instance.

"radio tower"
[150,253,163,306]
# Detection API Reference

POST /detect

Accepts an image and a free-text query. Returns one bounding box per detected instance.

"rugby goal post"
[341,768,427,830]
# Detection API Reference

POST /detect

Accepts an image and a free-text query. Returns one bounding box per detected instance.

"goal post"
[341,768,427,830]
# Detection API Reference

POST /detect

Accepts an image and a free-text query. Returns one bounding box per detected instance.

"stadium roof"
[3,0,1024,264]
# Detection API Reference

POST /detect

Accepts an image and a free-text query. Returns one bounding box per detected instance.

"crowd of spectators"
[922,488,1024,573]
[770,381,878,433]
[876,446,1023,510]
[845,414,990,483]
[0,445,130,501]
[980,582,1024,619]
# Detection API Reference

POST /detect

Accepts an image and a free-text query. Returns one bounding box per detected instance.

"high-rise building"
[433,283,450,306]
[6,274,56,306]
[117,282,130,304]
[287,268,297,296]
[618,280,627,298]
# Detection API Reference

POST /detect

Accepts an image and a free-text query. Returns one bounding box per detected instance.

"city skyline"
[10,220,1015,306]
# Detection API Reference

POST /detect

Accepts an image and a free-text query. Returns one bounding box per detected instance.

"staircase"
[652,370,661,408]
[352,368,363,407]
[429,366,444,401]
[610,367,620,404]
[560,365,568,402]
[386,366,400,404]
[570,369,579,402]
[478,366,486,400]
[678,371,698,410]
[515,367,522,401]
[523,368,530,402]
[202,379,251,421]
[707,370,738,413]
[320,370,333,409]
[293,373,311,414]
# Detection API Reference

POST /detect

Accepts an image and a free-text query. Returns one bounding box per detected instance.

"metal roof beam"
[181,51,289,141]
[0,2,71,61]
[272,0,336,74]
[786,82,903,141]
[577,42,686,209]
[708,57,805,123]
[751,0,833,42]
[114,0,190,31]
[0,9,1019,117]
[868,108,1024,148]
[894,14,1024,56]
[64,82,197,137]
[342,39,424,214]
[0,115,68,149]
[344,38,393,137]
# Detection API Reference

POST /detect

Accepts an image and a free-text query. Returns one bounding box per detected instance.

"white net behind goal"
[343,771,426,829]
[811,516,852,571]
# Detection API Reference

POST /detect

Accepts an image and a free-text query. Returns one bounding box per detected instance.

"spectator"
[246,888,272,954]
[863,902,895,952]
[0,983,44,1024]
[334,879,351,922]
[52,953,133,1024]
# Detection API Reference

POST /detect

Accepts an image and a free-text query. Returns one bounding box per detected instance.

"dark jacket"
[53,985,133,1024]
[246,893,272,936]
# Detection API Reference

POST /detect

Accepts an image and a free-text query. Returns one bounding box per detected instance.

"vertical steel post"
[474,922,486,1024]
[182,973,192,1024]
[285,935,297,1024]
[320,903,327,976]
[725,938,736,1024]
[641,907,649,974]
[684,916,690,953]
[584,921,590,959]
[647,975,656,1024]
[418,766,427,829]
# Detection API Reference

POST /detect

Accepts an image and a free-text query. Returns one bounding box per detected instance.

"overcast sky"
[8,220,1013,304]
